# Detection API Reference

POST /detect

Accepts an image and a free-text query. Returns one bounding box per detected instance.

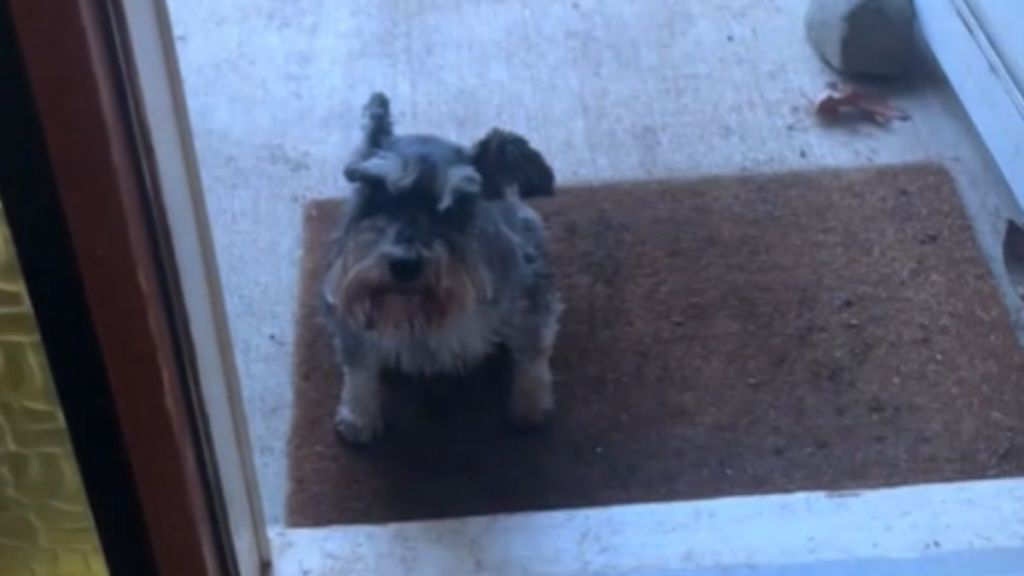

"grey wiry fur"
[322,93,562,444]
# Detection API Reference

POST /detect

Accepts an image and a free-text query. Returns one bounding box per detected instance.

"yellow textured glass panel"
[0,202,109,576]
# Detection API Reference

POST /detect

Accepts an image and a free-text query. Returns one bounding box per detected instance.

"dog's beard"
[335,251,489,335]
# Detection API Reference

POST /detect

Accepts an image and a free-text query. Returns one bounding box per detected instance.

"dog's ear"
[344,93,395,185]
[471,129,554,200]
[359,92,393,149]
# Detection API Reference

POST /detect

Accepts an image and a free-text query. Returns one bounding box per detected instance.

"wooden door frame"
[6,1,260,574]
[109,0,269,572]
[0,5,158,575]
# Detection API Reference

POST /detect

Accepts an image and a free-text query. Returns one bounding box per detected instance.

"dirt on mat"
[288,164,1024,526]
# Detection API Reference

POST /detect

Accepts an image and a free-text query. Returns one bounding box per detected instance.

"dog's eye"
[439,193,476,230]
[357,184,395,217]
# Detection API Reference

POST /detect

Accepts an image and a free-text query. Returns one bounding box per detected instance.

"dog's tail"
[472,129,554,200]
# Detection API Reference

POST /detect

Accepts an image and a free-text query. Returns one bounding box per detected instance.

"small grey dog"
[322,93,562,444]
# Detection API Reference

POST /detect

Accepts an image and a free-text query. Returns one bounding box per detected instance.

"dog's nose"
[388,255,423,283]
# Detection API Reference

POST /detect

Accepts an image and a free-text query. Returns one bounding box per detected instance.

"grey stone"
[805,0,917,78]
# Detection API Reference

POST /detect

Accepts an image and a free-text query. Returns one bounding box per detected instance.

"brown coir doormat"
[288,164,1024,526]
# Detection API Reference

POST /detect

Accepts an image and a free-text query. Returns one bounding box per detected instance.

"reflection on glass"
[0,202,108,576]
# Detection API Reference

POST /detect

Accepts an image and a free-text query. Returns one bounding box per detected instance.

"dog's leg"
[508,267,562,428]
[509,351,555,428]
[335,363,383,444]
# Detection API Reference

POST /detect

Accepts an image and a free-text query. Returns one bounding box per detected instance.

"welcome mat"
[288,164,1024,526]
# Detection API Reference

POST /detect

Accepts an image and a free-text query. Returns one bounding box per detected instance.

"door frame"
[0,5,158,574]
[917,0,1024,213]
[7,0,267,574]
[108,0,270,573]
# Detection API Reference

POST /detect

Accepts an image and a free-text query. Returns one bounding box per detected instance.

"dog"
[321,93,562,444]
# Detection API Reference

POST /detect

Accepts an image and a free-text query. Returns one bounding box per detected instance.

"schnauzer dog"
[322,93,562,444]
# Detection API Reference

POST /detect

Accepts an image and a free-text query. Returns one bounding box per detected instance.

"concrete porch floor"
[166,0,1022,525]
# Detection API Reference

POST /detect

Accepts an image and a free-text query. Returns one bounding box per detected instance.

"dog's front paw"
[509,397,554,430]
[334,405,382,445]
[509,371,555,430]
